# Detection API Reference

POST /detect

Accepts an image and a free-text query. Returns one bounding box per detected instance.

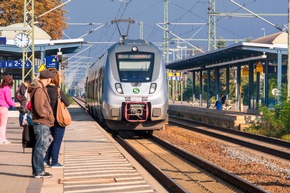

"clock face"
[14,33,30,48]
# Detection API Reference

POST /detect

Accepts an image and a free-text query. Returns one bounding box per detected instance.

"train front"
[103,40,168,131]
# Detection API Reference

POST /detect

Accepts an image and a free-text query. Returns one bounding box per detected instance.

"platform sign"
[45,56,58,70]
[12,74,22,80]
[0,60,6,68]
[37,63,47,72]
[0,37,6,44]
[1,60,32,68]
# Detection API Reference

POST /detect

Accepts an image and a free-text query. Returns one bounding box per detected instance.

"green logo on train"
[133,88,140,94]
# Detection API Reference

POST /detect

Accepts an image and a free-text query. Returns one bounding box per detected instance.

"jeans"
[44,122,65,166]
[32,123,51,176]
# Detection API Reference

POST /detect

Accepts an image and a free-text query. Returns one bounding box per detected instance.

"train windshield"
[116,53,154,82]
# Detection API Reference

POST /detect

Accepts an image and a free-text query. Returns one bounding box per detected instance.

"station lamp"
[242,66,249,76]
[256,61,263,73]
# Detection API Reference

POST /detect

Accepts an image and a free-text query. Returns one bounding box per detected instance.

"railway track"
[72,97,269,192]
[169,115,290,160]
[116,132,268,193]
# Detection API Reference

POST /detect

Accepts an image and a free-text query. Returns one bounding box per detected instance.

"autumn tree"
[0,0,67,39]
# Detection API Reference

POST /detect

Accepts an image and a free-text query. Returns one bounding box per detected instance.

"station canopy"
[166,32,288,71]
[0,23,84,58]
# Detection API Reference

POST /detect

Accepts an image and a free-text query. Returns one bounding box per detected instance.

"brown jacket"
[28,80,55,127]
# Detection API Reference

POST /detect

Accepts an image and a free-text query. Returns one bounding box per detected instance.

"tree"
[0,0,67,39]
[217,37,226,49]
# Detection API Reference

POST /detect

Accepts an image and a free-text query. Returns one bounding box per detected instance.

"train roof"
[116,39,150,45]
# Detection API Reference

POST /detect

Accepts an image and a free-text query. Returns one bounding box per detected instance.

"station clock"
[14,32,30,48]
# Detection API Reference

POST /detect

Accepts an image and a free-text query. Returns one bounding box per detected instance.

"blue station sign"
[45,56,58,70]
[0,60,32,68]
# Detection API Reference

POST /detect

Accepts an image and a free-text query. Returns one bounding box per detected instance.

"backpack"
[15,85,24,102]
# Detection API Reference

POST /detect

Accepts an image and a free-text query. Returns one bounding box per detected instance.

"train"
[85,39,168,133]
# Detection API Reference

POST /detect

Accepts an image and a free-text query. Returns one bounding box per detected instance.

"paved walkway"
[0,111,63,193]
[0,106,165,193]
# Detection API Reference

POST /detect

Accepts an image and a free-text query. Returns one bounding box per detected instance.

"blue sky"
[64,0,287,45]
[64,0,287,57]
[62,0,288,88]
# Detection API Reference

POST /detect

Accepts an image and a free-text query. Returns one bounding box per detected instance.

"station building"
[0,23,84,98]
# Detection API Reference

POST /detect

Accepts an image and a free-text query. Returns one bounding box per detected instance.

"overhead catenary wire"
[229,0,284,31]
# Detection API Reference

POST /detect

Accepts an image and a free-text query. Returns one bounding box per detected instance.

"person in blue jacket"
[215,97,222,110]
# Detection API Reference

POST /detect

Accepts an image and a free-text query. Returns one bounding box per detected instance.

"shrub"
[245,101,290,139]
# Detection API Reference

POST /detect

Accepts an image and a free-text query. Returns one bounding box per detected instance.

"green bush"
[281,134,290,142]
[245,101,290,139]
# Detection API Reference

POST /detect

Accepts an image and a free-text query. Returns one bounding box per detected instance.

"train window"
[116,53,154,82]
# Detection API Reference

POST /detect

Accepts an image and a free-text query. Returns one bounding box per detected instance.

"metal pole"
[164,0,169,63]
[237,65,241,111]
[288,0,290,100]
[226,66,230,99]
[277,50,282,104]
[22,0,35,81]
[199,71,203,106]
[207,69,210,108]
[192,72,196,104]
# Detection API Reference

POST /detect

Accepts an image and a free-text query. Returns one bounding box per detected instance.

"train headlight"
[115,83,123,94]
[149,83,157,94]
[131,46,138,52]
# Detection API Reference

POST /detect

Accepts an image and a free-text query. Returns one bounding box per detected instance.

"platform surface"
[0,106,167,193]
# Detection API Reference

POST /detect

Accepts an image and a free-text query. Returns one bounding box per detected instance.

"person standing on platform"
[221,94,226,105]
[16,77,32,127]
[0,75,20,144]
[44,70,70,168]
[28,70,55,178]
[215,97,222,110]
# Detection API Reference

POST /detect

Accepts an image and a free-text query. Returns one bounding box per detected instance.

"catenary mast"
[22,0,35,81]
[208,0,216,51]
[164,0,169,63]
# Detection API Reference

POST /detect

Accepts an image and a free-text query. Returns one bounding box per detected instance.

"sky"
[61,0,288,90]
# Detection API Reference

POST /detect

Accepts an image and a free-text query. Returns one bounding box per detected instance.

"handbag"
[22,125,36,150]
[56,88,72,127]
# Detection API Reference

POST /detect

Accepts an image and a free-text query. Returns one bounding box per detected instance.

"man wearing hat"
[28,70,55,178]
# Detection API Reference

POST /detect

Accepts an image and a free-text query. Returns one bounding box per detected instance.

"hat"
[39,70,55,79]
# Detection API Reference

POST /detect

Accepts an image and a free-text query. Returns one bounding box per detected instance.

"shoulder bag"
[56,88,72,127]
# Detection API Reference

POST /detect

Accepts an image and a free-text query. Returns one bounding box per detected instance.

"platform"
[168,101,261,130]
[0,105,167,193]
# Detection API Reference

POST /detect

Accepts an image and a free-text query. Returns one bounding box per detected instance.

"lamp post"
[261,28,265,37]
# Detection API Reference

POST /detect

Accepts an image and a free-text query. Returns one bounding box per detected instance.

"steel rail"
[74,98,267,192]
[169,115,290,160]
[114,135,188,193]
[151,136,268,193]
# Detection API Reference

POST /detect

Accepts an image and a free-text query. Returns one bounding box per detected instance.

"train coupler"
[124,102,148,122]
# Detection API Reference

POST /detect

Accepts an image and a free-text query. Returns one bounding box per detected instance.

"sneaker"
[44,162,50,167]
[34,172,52,178]
[1,140,11,144]
[51,163,64,168]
